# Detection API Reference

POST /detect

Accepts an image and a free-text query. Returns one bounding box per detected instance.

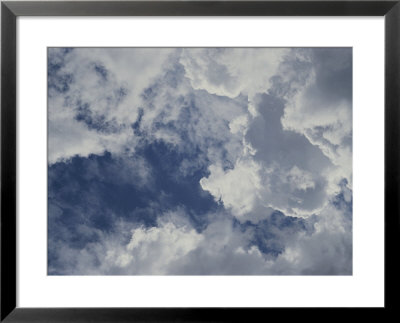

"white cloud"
[49,203,351,275]
[280,48,352,191]
[187,48,352,222]
[200,91,335,220]
[49,211,204,275]
[281,92,352,189]
[48,48,353,275]
[200,159,263,218]
[48,48,176,164]
[268,203,352,275]
[125,223,203,274]
[48,48,285,167]
[48,93,137,163]
[180,48,288,98]
[57,48,175,124]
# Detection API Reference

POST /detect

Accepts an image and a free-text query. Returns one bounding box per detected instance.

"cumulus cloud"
[268,202,352,275]
[200,158,262,218]
[199,49,352,221]
[200,91,333,220]
[180,48,288,98]
[48,47,352,275]
[280,48,353,190]
[49,202,351,275]
[48,48,175,163]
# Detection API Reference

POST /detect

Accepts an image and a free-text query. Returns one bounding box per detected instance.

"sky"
[48,47,352,275]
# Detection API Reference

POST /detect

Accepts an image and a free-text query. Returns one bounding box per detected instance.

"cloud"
[48,48,175,164]
[200,158,263,218]
[48,48,352,275]
[49,209,205,275]
[268,201,352,275]
[49,210,267,275]
[180,48,288,98]
[280,48,352,190]
[198,49,352,221]
[200,91,333,220]
[49,200,351,275]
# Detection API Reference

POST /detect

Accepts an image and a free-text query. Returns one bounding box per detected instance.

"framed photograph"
[1,0,399,321]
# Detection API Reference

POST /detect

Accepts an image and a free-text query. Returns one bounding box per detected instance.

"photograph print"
[48,47,352,275]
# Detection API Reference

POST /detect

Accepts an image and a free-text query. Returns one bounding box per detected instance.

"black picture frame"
[1,1,399,321]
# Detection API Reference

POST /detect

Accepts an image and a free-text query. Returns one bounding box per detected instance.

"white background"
[17,17,384,307]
